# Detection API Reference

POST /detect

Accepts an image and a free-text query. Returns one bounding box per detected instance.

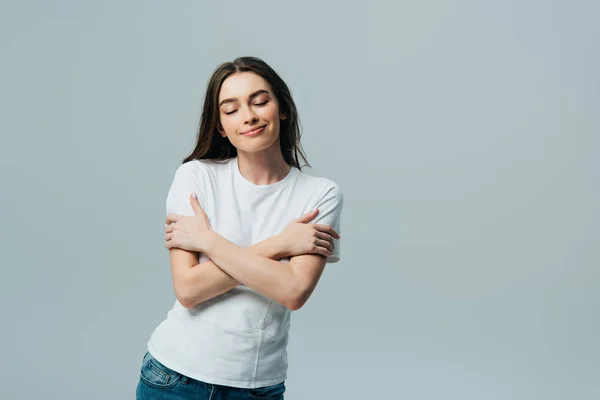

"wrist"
[271,235,287,259]
[200,230,220,254]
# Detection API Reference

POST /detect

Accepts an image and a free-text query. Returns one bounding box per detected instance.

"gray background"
[1,1,598,399]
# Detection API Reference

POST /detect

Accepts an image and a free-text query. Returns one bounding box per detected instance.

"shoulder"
[295,169,343,203]
[173,159,212,177]
[167,160,226,214]
[167,160,217,198]
[172,158,231,182]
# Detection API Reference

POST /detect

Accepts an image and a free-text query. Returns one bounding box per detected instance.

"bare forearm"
[180,236,285,308]
[202,232,299,309]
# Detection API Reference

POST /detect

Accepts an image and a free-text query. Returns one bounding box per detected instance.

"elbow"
[178,288,200,309]
[178,292,199,309]
[174,282,195,309]
[176,293,193,309]
[178,296,195,309]
[284,287,310,311]
[286,300,304,311]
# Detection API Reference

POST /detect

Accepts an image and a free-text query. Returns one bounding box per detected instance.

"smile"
[241,125,266,136]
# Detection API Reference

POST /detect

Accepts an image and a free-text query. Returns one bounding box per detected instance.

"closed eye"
[224,101,268,115]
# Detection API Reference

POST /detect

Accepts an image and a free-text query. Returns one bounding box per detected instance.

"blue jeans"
[136,351,286,399]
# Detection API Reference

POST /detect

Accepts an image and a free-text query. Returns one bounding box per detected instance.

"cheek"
[258,104,279,121]
[219,116,236,136]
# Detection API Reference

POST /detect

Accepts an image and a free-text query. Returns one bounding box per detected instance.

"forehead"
[219,72,271,101]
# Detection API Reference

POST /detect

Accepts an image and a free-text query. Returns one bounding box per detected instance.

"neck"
[236,146,291,186]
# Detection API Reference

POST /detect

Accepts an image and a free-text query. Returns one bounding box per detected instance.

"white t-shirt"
[146,157,343,388]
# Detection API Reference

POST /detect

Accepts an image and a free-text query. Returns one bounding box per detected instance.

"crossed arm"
[171,235,329,311]
[167,196,339,311]
[171,235,285,308]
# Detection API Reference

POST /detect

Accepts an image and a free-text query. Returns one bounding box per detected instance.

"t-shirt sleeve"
[165,163,205,218]
[311,182,344,263]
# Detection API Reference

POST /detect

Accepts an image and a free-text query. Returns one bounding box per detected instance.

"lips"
[241,125,267,135]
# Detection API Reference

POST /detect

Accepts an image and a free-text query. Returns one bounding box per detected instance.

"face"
[217,72,285,154]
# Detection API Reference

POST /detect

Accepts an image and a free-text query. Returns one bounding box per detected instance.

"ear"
[217,122,227,137]
[280,113,287,120]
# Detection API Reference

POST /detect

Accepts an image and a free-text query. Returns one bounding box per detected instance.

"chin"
[234,134,280,154]
[237,142,274,153]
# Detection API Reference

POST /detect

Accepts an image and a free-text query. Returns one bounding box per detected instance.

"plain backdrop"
[1,1,598,399]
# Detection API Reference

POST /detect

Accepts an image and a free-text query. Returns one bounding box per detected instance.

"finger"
[165,233,173,241]
[189,192,203,214]
[293,209,319,223]
[165,224,174,233]
[311,245,332,258]
[314,224,340,239]
[166,213,181,224]
[166,236,178,249]
[315,239,333,253]
[315,231,333,244]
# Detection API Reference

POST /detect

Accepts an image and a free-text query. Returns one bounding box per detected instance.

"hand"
[165,193,213,252]
[277,209,340,258]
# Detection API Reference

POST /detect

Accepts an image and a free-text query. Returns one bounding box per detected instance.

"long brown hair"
[182,56,310,169]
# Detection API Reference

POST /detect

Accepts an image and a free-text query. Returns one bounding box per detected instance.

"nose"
[242,105,258,124]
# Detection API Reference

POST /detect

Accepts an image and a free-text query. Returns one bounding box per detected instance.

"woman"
[136,56,344,399]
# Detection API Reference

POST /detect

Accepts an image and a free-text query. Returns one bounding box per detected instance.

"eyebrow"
[219,89,270,107]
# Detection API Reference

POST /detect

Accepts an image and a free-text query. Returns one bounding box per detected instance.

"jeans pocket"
[245,381,286,400]
[139,351,182,389]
